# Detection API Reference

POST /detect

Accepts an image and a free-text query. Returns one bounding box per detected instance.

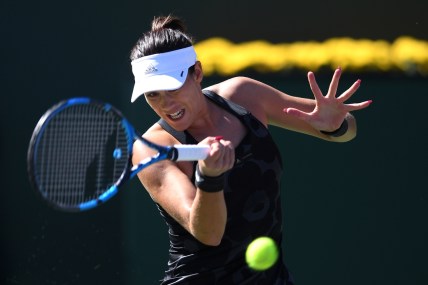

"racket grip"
[173,145,210,161]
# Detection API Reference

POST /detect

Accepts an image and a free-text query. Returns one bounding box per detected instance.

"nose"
[159,92,175,109]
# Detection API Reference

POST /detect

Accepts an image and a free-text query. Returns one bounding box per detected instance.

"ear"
[193,61,204,83]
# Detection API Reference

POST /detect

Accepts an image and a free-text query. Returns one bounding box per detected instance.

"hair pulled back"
[130,15,194,61]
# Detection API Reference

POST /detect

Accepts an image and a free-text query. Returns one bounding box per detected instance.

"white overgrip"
[174,144,210,161]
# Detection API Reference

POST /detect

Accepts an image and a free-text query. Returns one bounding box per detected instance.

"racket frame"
[27,98,209,212]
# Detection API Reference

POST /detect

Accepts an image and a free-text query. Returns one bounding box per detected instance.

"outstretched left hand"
[284,67,372,132]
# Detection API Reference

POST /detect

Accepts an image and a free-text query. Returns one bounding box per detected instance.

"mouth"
[167,109,185,121]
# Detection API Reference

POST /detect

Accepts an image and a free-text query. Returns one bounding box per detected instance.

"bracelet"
[194,165,224,193]
[320,119,348,137]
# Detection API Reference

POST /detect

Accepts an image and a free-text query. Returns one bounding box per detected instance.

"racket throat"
[130,147,177,178]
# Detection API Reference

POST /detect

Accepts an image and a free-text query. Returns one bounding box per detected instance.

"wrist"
[320,118,349,137]
[194,165,225,193]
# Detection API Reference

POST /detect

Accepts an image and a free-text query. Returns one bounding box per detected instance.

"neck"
[187,96,225,141]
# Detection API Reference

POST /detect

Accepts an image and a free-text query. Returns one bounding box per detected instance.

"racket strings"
[34,104,130,208]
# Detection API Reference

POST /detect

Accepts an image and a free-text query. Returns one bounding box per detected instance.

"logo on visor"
[145,64,158,74]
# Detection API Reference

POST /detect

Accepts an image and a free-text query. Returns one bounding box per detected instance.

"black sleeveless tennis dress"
[155,90,294,285]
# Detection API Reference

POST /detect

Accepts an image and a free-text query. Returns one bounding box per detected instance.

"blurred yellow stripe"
[194,36,428,76]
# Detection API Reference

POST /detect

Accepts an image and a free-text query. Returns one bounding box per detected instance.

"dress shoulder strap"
[202,89,249,117]
[157,119,197,144]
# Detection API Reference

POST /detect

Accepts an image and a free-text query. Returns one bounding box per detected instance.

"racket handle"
[173,145,210,161]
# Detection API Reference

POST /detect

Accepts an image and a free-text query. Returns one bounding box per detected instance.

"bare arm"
[209,68,371,142]
[132,128,234,246]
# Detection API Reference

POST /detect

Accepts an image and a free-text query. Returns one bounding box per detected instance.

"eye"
[168,89,180,95]
[144,92,159,99]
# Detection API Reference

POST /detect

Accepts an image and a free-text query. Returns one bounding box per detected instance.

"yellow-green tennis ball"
[245,236,279,271]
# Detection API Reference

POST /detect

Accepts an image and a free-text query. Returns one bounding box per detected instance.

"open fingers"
[337,79,362,102]
[309,68,343,101]
[344,100,373,112]
[326,67,343,99]
[284,107,312,122]
[307,71,324,101]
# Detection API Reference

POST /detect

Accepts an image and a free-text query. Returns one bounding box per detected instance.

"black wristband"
[194,166,224,193]
[320,119,348,137]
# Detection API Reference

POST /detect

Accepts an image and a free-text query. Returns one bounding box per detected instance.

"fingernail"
[368,100,373,104]
[215,136,223,141]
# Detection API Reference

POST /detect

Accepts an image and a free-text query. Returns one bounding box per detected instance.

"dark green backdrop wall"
[2,0,427,284]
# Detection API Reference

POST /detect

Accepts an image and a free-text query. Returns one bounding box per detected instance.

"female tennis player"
[129,15,371,284]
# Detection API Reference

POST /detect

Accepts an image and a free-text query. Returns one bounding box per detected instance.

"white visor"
[130,46,197,102]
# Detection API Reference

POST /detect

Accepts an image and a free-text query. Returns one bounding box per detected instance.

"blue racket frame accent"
[77,112,178,211]
[129,138,177,178]
[28,97,182,212]
[78,116,136,211]
[79,185,119,211]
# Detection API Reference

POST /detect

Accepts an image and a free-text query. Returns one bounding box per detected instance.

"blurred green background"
[1,0,427,284]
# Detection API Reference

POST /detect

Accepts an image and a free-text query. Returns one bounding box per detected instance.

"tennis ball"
[245,236,279,271]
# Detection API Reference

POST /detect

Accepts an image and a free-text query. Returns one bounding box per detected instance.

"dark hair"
[130,15,194,61]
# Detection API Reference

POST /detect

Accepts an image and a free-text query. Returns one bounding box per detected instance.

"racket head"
[27,98,134,212]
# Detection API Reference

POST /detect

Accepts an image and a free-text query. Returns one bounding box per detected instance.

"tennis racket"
[27,97,210,212]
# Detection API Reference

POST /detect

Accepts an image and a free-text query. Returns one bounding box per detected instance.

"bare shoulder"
[205,76,275,125]
[143,123,179,144]
[206,76,260,100]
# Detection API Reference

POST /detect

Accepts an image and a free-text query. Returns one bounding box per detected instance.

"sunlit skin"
[143,75,206,133]
[133,61,371,246]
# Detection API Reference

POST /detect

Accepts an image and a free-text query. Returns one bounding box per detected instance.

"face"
[144,62,204,131]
